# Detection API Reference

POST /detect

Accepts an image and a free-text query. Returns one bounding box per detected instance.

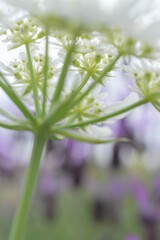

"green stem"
[0,121,32,131]
[45,73,90,126]
[51,129,130,144]
[44,54,121,127]
[0,107,25,122]
[51,48,73,103]
[25,44,41,117]
[50,38,76,107]
[72,54,121,106]
[0,73,36,125]
[60,97,149,129]
[69,72,91,100]
[9,133,46,240]
[42,33,49,116]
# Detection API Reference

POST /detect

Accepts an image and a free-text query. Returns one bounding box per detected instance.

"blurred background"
[0,4,160,238]
[1,101,160,240]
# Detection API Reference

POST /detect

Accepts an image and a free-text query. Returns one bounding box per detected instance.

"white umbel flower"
[1,0,105,29]
[123,58,160,111]
[124,59,160,96]
[100,0,160,46]
[2,0,160,47]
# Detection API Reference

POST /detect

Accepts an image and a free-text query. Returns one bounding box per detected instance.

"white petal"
[105,92,139,118]
[82,125,112,139]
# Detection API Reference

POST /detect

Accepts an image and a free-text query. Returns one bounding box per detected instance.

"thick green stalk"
[9,133,46,240]
[25,44,41,117]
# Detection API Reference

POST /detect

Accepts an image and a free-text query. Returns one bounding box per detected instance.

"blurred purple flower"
[64,139,91,166]
[131,179,154,216]
[107,176,129,200]
[0,129,32,176]
[38,172,58,220]
[131,179,159,240]
[62,139,91,186]
[125,236,140,240]
[39,174,57,197]
[154,176,160,202]
[114,118,133,139]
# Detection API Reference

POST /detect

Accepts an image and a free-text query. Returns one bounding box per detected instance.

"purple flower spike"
[154,176,160,201]
[62,139,92,186]
[39,174,57,197]
[125,236,140,240]
[64,139,91,166]
[131,179,153,215]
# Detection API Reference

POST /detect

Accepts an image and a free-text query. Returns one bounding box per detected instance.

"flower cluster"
[0,14,141,141]
[2,0,160,46]
[124,60,160,95]
[1,17,45,49]
[0,1,160,240]
[0,51,56,97]
[123,59,160,109]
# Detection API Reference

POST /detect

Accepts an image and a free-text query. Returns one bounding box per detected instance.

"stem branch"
[60,97,148,129]
[25,44,41,117]
[42,33,49,116]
